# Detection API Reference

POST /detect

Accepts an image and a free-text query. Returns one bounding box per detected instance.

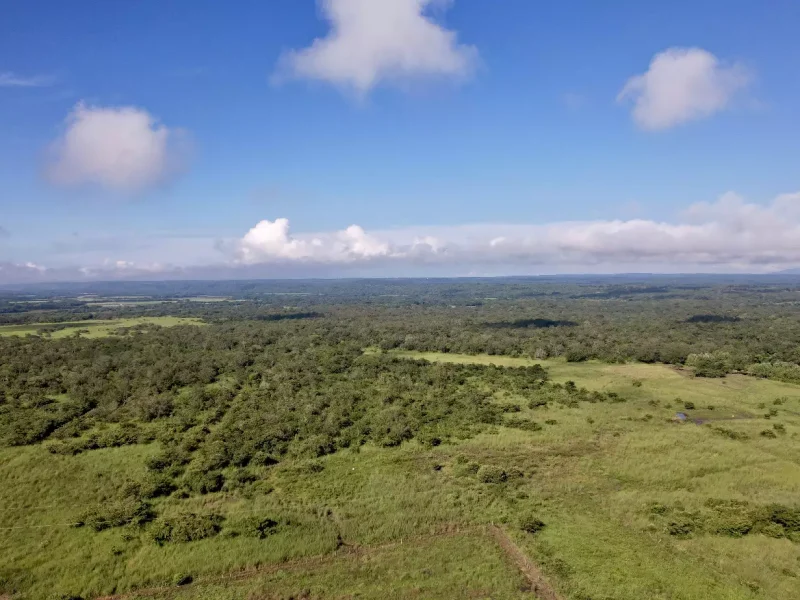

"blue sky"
[1,0,799,282]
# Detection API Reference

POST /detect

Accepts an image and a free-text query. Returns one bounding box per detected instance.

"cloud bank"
[4,192,800,283]
[618,48,751,130]
[228,192,800,271]
[45,103,189,192]
[276,0,477,95]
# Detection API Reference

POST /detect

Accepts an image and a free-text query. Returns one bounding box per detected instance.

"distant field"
[0,316,205,339]
[80,296,234,306]
[388,350,800,408]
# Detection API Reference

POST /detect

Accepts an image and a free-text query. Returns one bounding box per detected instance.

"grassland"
[2,353,800,599]
[120,528,533,600]
[0,317,205,339]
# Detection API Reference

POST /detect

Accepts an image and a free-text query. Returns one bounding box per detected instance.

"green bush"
[686,352,732,377]
[151,513,224,544]
[768,505,800,532]
[504,417,542,432]
[230,516,280,539]
[183,470,224,495]
[172,573,193,586]
[520,514,546,534]
[477,465,506,483]
[79,498,154,532]
[667,518,697,538]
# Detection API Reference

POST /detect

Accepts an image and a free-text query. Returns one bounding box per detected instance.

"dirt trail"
[96,524,561,600]
[488,525,564,600]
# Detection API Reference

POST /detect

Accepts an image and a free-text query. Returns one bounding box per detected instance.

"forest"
[2,276,800,599]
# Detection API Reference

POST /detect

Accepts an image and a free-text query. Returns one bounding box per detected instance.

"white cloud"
[276,0,477,95]
[0,72,55,87]
[45,102,189,192]
[5,192,800,283]
[231,191,800,272]
[618,48,751,130]
[238,218,391,263]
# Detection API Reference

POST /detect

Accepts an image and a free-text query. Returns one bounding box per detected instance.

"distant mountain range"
[776,268,800,275]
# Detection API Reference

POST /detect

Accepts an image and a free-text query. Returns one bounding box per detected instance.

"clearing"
[0,317,205,339]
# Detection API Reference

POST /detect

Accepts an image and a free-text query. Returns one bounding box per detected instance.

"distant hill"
[776,268,800,274]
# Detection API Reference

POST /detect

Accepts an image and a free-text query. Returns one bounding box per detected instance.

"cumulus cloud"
[0,72,55,87]
[238,218,392,263]
[618,48,751,130]
[231,191,800,272]
[45,102,189,192]
[276,0,478,95]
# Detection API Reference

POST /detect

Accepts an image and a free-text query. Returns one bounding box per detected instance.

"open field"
[389,350,800,410]
[116,527,535,600]
[3,350,800,599]
[0,317,205,339]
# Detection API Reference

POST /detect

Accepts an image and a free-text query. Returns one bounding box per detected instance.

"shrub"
[506,466,524,479]
[172,573,193,586]
[768,505,800,532]
[564,347,590,362]
[80,498,154,531]
[760,429,778,439]
[231,516,280,539]
[183,470,224,495]
[151,513,223,544]
[477,465,506,483]
[146,447,190,472]
[686,352,732,378]
[505,417,542,432]
[418,434,442,448]
[223,468,258,491]
[667,518,697,538]
[520,514,546,534]
[683,401,696,410]
[711,427,748,441]
[760,522,785,538]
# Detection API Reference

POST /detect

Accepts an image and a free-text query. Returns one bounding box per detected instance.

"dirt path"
[96,524,561,600]
[488,525,564,600]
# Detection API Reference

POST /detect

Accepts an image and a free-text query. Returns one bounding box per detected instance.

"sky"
[1,0,800,283]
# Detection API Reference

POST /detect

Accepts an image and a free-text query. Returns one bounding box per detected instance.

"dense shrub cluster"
[150,513,224,544]
[653,499,800,542]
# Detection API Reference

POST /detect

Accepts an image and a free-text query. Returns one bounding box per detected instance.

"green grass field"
[120,529,532,600]
[0,317,205,339]
[2,353,800,599]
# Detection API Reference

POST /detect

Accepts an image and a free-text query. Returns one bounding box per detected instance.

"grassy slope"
[3,355,800,599]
